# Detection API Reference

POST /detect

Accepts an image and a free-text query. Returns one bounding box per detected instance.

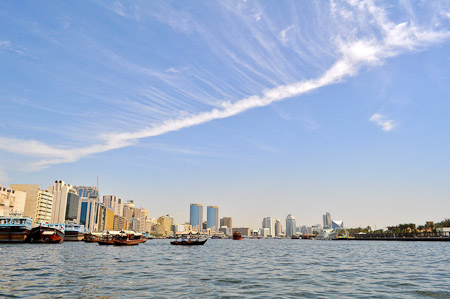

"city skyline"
[1,2,450,229]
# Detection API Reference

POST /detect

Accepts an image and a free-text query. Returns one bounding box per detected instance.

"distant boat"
[0,214,33,243]
[64,223,86,241]
[84,232,102,243]
[171,231,207,246]
[232,231,242,240]
[28,223,65,243]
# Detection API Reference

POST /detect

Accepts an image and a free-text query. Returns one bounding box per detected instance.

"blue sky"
[1,1,450,229]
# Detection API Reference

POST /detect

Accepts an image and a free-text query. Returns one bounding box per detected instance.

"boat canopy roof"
[104,230,121,235]
[175,231,200,235]
[121,230,135,235]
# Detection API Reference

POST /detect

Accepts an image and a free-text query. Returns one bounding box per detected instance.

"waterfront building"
[65,190,81,223]
[207,206,219,232]
[323,212,332,229]
[10,184,54,223]
[79,196,99,232]
[190,203,203,231]
[97,204,115,232]
[48,180,76,223]
[0,185,26,216]
[311,224,322,233]
[220,217,232,234]
[233,227,251,236]
[275,219,282,237]
[219,226,230,235]
[113,215,128,231]
[332,220,344,231]
[286,214,297,237]
[261,227,270,238]
[103,195,124,217]
[74,186,98,199]
[262,217,275,237]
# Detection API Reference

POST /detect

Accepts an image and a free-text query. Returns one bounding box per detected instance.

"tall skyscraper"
[65,191,81,223]
[323,212,332,229]
[286,214,297,237]
[48,180,76,223]
[220,217,233,234]
[275,219,282,237]
[190,203,203,231]
[103,195,124,217]
[207,205,219,232]
[262,217,275,237]
[79,196,99,232]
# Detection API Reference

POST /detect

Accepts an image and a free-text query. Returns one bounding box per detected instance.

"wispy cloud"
[369,113,395,132]
[0,1,449,170]
[0,40,26,55]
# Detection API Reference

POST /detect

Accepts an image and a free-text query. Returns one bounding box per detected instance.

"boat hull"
[97,240,115,245]
[0,228,30,243]
[29,227,64,243]
[114,239,140,246]
[64,231,84,241]
[170,239,207,246]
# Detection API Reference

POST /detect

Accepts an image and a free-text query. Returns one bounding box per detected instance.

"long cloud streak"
[0,1,449,170]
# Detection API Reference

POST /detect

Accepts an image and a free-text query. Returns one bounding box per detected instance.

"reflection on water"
[1,240,449,298]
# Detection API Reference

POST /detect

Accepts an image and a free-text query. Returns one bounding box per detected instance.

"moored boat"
[232,231,242,240]
[97,231,120,245]
[28,223,65,243]
[64,223,86,241]
[0,214,33,243]
[84,232,102,242]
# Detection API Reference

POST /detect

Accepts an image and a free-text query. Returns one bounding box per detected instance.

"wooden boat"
[113,230,140,246]
[232,231,242,240]
[28,223,65,243]
[0,215,33,243]
[171,239,207,246]
[134,233,147,243]
[97,231,120,245]
[171,231,207,246]
[64,223,86,241]
[84,232,101,242]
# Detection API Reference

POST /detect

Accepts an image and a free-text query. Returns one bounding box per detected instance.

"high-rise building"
[286,214,297,237]
[0,185,26,216]
[65,190,81,223]
[10,184,54,223]
[48,180,76,223]
[190,203,203,231]
[113,215,128,231]
[323,212,332,229]
[207,205,219,232]
[103,195,124,217]
[275,219,282,237]
[79,196,99,232]
[262,217,275,237]
[75,186,98,199]
[220,217,232,234]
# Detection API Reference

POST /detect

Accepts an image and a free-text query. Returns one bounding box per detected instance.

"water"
[1,240,449,298]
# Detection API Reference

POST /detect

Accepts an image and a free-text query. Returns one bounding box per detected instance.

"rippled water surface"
[1,240,449,298]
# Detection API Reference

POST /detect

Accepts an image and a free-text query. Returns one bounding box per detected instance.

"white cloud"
[0,1,448,169]
[279,25,294,44]
[369,113,395,132]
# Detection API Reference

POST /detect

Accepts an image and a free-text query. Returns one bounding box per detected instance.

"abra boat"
[171,231,207,246]
[28,223,65,243]
[64,223,86,241]
[113,230,140,246]
[97,231,121,245]
[0,214,33,243]
[232,231,242,240]
[84,232,102,243]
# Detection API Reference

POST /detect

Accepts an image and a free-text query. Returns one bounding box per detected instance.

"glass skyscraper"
[190,203,203,231]
[207,205,219,232]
